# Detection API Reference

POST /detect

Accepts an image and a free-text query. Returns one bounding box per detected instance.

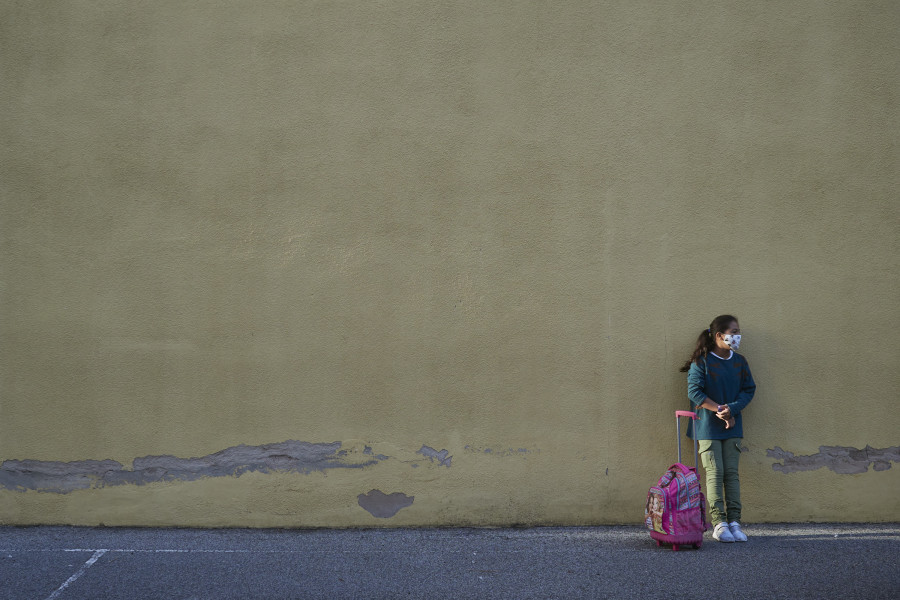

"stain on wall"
[768,446,900,474]
[357,489,415,518]
[465,446,540,457]
[363,446,390,460]
[0,441,380,493]
[417,446,452,468]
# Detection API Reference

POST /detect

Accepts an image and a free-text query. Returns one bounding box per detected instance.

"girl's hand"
[716,405,736,428]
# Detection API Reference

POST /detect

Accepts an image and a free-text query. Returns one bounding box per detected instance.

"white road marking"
[45,549,107,600]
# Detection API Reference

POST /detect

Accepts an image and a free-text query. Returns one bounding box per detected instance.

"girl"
[680,315,756,543]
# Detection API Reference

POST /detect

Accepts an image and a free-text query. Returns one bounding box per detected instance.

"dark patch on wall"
[768,445,900,474]
[417,445,452,467]
[363,446,389,460]
[357,489,414,518]
[0,441,380,493]
[464,445,539,457]
[0,459,124,494]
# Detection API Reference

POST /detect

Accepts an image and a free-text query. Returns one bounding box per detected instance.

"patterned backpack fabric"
[645,463,707,537]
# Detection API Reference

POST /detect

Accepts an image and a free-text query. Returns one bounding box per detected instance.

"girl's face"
[715,321,741,352]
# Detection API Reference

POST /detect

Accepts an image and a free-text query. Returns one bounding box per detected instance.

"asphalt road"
[1,524,897,599]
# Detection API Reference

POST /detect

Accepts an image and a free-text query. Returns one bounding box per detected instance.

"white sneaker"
[729,522,748,542]
[713,522,735,542]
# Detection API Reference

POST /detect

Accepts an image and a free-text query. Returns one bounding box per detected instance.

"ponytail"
[679,314,738,372]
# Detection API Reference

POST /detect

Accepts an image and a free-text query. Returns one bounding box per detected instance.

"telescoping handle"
[675,411,699,469]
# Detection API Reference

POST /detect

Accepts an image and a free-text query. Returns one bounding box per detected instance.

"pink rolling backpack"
[644,410,708,550]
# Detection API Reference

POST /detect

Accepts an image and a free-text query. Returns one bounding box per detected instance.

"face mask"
[723,334,741,350]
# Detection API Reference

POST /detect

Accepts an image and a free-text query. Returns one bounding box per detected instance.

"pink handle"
[668,463,694,474]
[675,410,697,420]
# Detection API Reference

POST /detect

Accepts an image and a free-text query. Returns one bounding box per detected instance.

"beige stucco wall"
[1,1,898,526]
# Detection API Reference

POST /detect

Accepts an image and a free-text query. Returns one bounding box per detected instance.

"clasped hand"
[716,405,735,429]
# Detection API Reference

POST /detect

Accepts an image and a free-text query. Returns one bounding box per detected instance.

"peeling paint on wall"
[357,489,415,518]
[464,446,540,457]
[0,441,380,493]
[363,446,389,460]
[417,446,452,467]
[768,446,900,474]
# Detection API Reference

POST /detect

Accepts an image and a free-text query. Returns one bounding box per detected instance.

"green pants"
[698,438,742,526]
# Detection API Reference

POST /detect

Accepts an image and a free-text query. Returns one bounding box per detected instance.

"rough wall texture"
[1,0,898,526]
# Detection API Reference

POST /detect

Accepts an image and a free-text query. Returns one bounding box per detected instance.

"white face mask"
[723,334,741,350]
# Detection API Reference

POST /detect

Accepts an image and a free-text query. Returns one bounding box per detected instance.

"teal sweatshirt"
[686,351,755,440]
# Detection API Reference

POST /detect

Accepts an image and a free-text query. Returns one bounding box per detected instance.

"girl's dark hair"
[679,314,738,372]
